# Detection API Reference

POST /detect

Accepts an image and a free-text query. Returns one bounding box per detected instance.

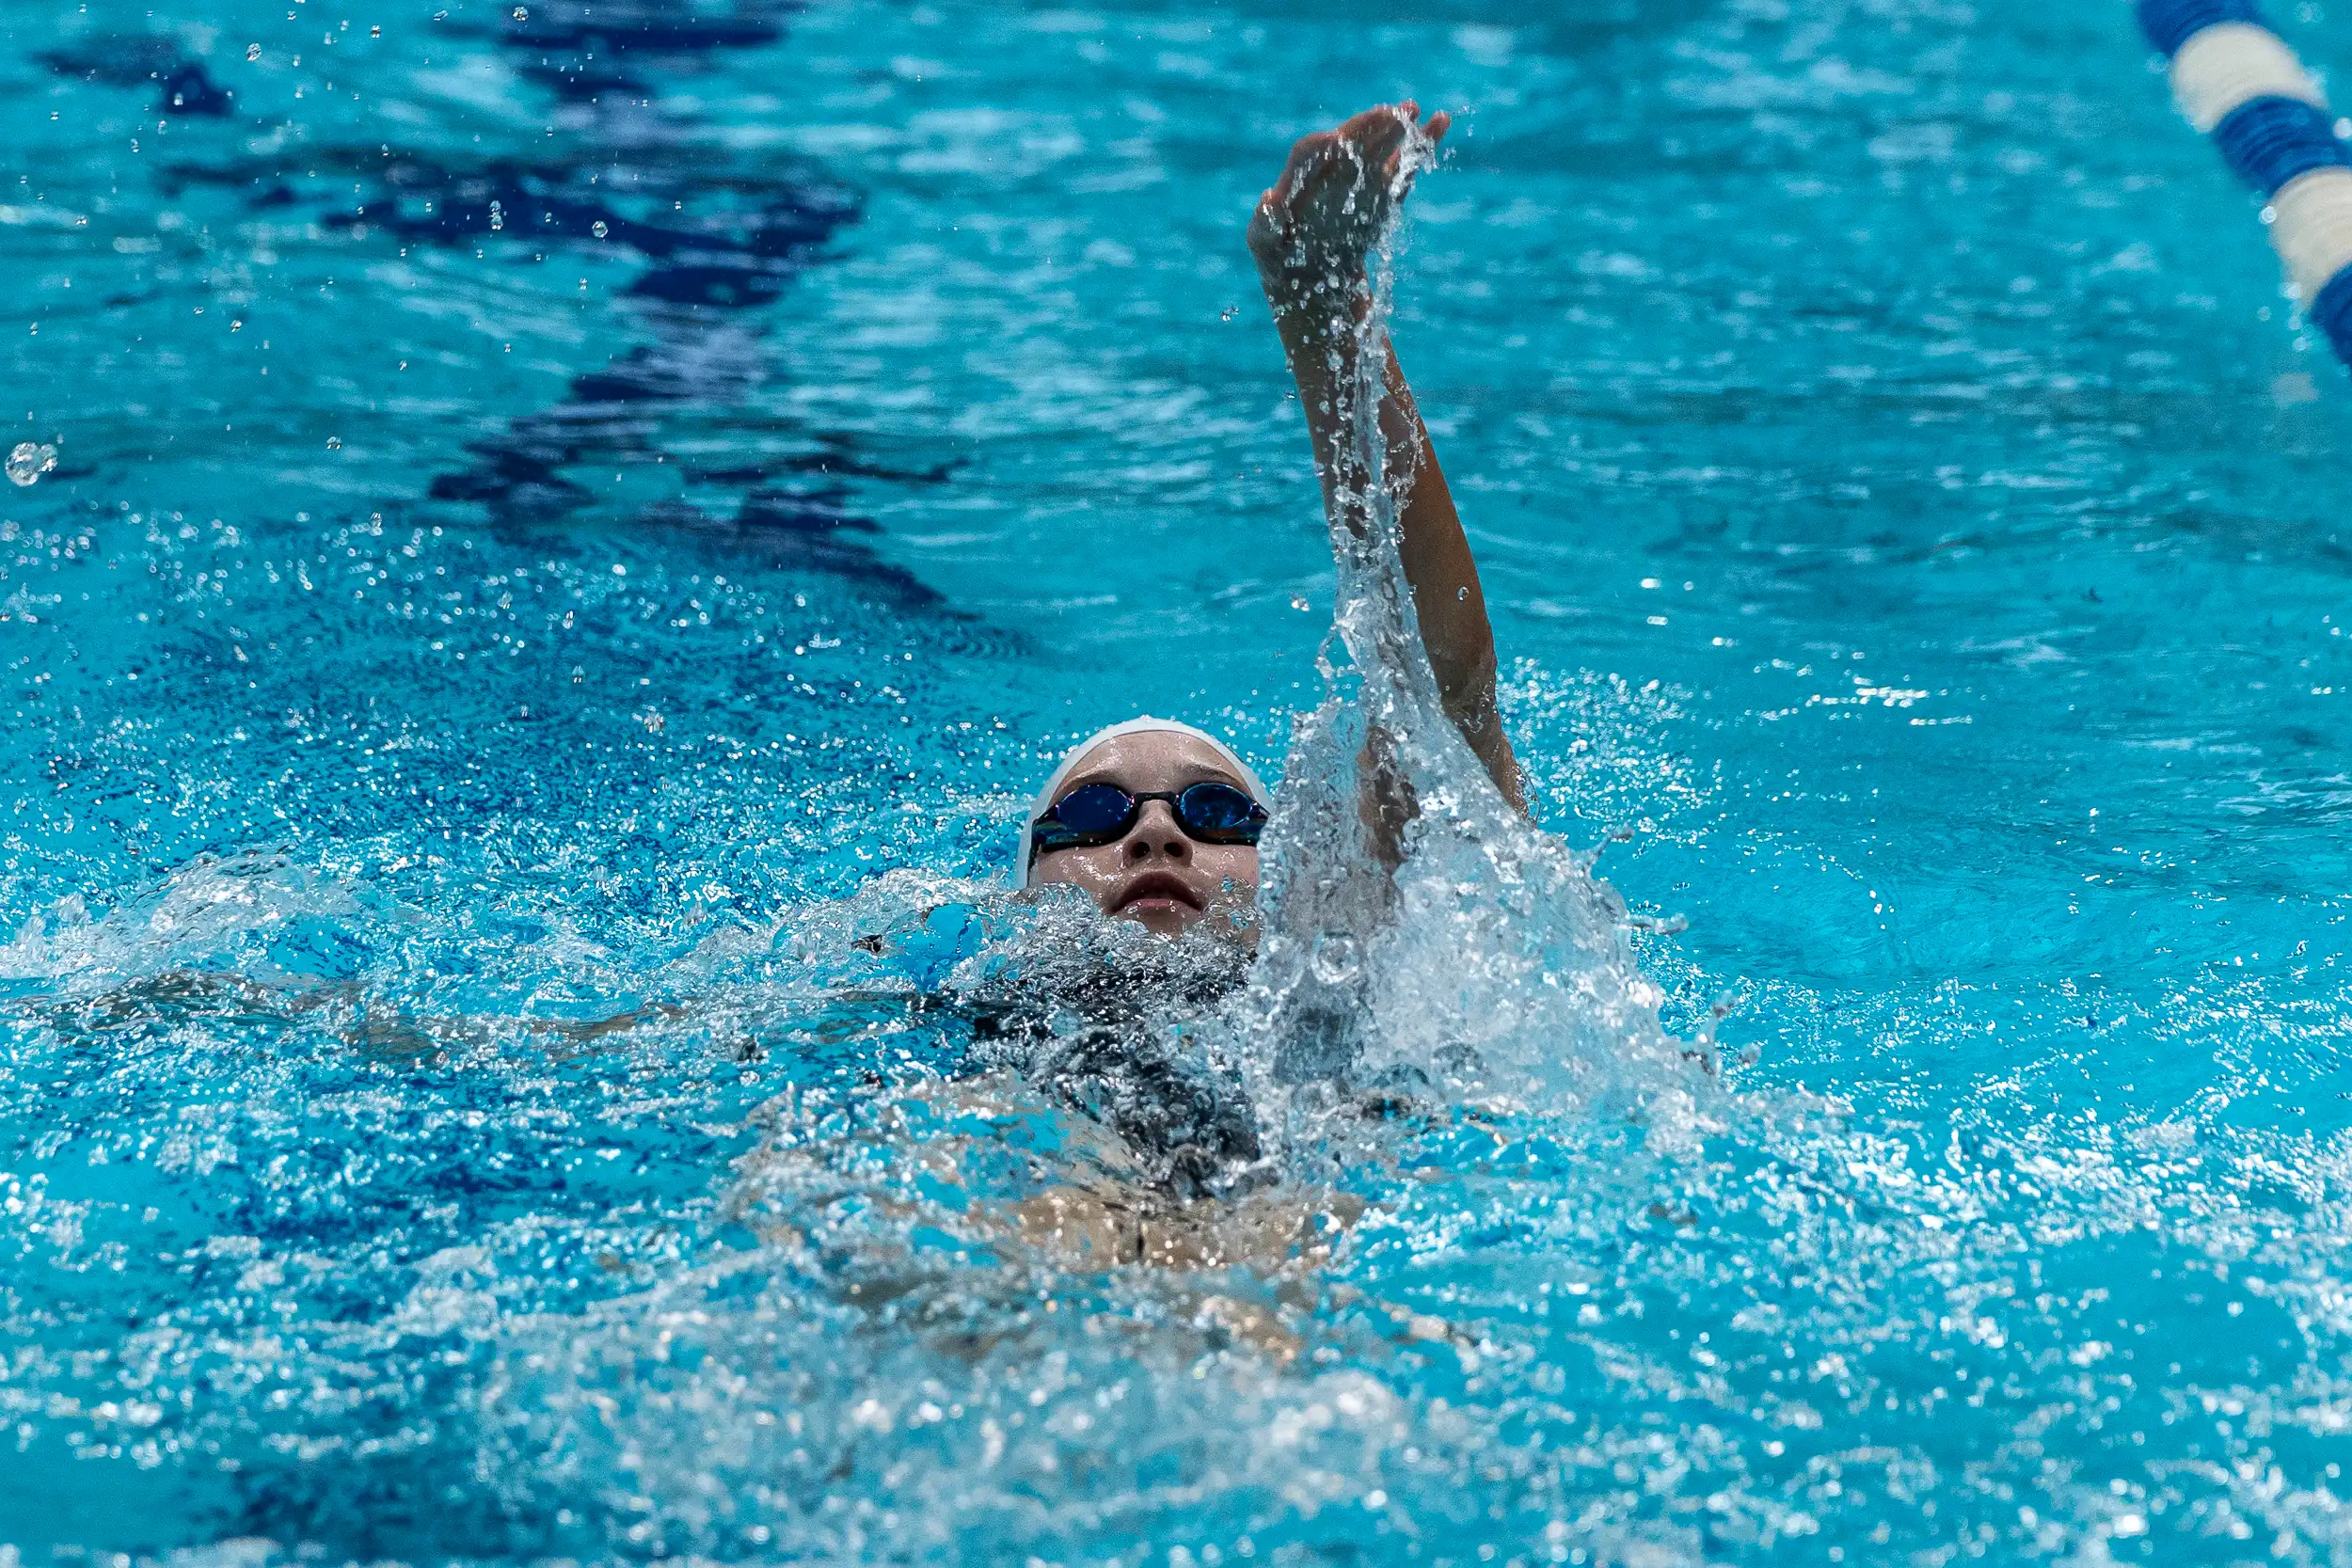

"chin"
[1109,899,1200,938]
[1109,899,1265,947]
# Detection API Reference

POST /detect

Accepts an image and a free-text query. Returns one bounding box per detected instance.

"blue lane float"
[2137,0,2352,364]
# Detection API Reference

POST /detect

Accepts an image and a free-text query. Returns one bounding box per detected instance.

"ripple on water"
[7,0,2352,1560]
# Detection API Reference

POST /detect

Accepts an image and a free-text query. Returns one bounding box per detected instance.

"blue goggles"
[1028,781,1268,863]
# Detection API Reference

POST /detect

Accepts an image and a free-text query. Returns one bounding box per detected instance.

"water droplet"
[592,219,608,239]
[6,442,56,487]
[1311,932,1361,987]
[1456,585,1469,601]
[326,436,342,449]
[246,42,262,60]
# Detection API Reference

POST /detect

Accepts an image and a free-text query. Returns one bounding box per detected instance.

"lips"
[1108,869,1202,913]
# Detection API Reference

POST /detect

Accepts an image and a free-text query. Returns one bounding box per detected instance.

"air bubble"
[1291,595,1310,611]
[6,442,57,487]
[1311,932,1361,987]
[489,200,504,231]
[370,24,381,36]
[246,42,261,60]
[592,220,609,239]
[513,5,527,16]
[326,436,342,449]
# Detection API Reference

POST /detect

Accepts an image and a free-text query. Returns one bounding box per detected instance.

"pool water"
[7,0,2352,1560]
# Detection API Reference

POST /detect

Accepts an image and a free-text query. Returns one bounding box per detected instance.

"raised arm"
[1248,103,1525,814]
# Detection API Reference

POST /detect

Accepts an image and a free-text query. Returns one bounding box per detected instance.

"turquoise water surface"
[6,0,2352,1562]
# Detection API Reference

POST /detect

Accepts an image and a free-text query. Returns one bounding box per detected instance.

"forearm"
[1266,291,1524,811]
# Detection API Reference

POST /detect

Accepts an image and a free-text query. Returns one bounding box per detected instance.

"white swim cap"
[1014,717,1273,887]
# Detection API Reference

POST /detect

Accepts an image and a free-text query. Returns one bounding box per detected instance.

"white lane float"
[2137,0,2352,363]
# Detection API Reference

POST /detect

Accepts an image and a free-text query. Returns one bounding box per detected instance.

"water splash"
[1236,123,1701,1165]
[6,441,56,486]
[0,850,401,998]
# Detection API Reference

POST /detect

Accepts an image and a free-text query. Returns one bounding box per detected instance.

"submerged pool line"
[2137,0,2352,365]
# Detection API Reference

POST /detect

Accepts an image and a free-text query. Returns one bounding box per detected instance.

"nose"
[1121,800,1192,863]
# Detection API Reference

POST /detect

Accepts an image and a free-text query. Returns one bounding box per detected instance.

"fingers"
[1375,105,1451,187]
[1355,104,1415,165]
[1267,102,1451,223]
[1276,129,1340,205]
[1339,101,1447,173]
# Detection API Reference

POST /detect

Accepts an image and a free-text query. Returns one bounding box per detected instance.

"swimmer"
[1022,101,1523,935]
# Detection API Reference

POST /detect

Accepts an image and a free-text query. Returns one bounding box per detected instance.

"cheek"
[1030,847,1124,896]
[1200,847,1261,897]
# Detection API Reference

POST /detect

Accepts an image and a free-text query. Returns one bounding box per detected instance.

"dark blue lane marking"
[505,0,787,58]
[59,6,966,611]
[347,150,862,309]
[410,6,963,599]
[40,36,233,116]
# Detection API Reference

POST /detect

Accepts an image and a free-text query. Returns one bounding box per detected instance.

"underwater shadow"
[61,8,974,621]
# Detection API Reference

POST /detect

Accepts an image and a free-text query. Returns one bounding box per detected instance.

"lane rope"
[2137,0,2352,364]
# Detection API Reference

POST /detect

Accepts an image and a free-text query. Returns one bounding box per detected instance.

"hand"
[1248,101,1450,312]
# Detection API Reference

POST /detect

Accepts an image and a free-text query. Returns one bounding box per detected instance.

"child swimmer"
[1021,101,1522,937]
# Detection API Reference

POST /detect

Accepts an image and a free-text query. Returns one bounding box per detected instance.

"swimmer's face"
[1028,731,1262,940]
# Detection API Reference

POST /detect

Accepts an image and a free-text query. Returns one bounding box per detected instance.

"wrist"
[1257,260,1370,332]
